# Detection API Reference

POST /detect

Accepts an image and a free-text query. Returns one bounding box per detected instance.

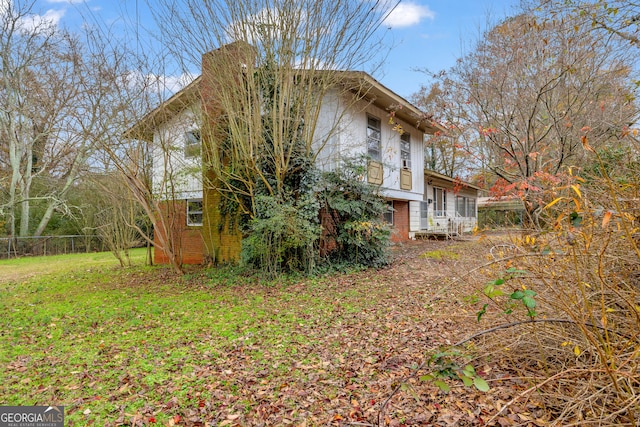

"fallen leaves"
[2,237,550,426]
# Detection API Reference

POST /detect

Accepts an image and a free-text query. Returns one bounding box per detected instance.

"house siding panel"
[152,109,202,200]
[422,172,480,234]
[409,200,421,233]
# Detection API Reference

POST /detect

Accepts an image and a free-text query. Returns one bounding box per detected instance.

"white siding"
[151,106,203,200]
[313,89,349,171]
[149,88,428,204]
[409,201,421,232]
[421,178,478,233]
[314,95,425,201]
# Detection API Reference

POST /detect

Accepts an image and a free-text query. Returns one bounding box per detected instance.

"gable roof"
[124,76,202,142]
[125,69,444,142]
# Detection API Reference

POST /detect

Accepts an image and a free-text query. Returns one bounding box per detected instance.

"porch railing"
[417,209,472,238]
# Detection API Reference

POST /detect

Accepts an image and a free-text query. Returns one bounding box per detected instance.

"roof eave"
[346,72,445,135]
[424,169,482,191]
[123,76,202,142]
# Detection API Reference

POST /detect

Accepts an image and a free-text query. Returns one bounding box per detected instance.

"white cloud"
[125,70,198,97]
[18,8,65,30]
[383,2,435,28]
[226,7,294,45]
[0,0,66,31]
[0,0,9,15]
[158,72,198,94]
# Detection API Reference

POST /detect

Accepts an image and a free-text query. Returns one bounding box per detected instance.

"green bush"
[240,157,392,275]
[241,193,320,277]
[318,158,392,269]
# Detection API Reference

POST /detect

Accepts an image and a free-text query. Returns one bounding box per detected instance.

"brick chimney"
[200,41,257,265]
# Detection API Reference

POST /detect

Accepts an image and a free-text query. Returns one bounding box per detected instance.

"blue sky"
[19,0,521,99]
[378,0,520,98]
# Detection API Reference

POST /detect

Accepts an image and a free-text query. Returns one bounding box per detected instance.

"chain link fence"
[1,235,106,259]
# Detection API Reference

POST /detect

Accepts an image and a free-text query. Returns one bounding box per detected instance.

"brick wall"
[154,200,205,265]
[199,42,253,265]
[201,185,242,264]
[391,200,410,242]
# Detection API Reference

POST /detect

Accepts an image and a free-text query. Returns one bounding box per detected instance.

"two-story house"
[127,43,479,265]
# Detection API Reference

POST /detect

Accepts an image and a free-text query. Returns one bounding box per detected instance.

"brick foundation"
[391,200,410,242]
[154,200,205,265]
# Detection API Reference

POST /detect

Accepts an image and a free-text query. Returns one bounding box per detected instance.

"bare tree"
[0,1,124,239]
[103,63,199,275]
[416,11,637,226]
[539,0,640,48]
[92,173,144,268]
[412,82,481,180]
[0,1,205,273]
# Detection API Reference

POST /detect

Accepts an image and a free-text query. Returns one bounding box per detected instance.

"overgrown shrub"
[242,157,392,275]
[241,192,320,277]
[317,157,392,269]
[465,146,640,425]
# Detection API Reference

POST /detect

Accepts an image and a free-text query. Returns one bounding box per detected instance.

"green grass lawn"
[0,250,382,426]
[0,248,149,283]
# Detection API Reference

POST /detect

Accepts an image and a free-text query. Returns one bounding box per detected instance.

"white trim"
[186,199,203,226]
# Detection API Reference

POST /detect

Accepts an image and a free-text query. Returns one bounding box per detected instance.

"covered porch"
[409,170,480,239]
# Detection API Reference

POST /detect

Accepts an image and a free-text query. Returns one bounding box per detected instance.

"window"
[184,130,201,158]
[433,187,446,217]
[420,201,429,229]
[468,198,476,217]
[400,133,411,169]
[367,116,381,162]
[456,196,466,217]
[455,196,477,218]
[383,201,394,224]
[187,199,203,226]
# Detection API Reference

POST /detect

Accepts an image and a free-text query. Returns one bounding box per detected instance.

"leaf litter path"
[126,236,536,427]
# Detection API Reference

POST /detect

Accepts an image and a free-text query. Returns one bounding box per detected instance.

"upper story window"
[187,199,203,226]
[184,129,201,158]
[400,133,411,169]
[433,187,447,217]
[367,115,382,162]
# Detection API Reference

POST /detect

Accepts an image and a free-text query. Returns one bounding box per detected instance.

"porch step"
[414,229,458,240]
